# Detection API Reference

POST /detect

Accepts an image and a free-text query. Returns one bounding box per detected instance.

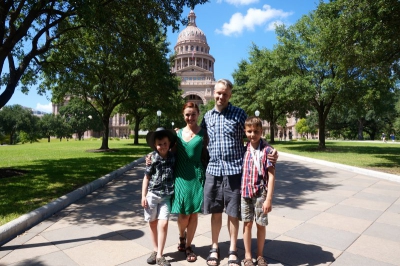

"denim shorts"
[144,191,171,222]
[240,192,268,226]
[203,173,241,218]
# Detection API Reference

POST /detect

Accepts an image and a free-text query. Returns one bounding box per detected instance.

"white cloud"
[36,102,52,113]
[225,0,259,5]
[215,4,293,36]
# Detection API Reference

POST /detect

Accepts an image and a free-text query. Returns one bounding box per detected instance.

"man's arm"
[267,149,279,164]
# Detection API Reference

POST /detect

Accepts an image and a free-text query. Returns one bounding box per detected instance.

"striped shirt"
[201,103,247,176]
[241,139,274,198]
[145,151,175,196]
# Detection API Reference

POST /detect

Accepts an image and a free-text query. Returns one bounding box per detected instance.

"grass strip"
[0,138,151,226]
[272,140,400,175]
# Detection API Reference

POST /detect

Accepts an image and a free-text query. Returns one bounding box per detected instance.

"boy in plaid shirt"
[240,117,276,266]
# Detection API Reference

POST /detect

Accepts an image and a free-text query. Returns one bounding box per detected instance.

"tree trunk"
[100,118,110,150]
[358,118,364,140]
[318,111,326,149]
[48,136,50,142]
[269,122,275,143]
[9,129,15,145]
[134,119,140,145]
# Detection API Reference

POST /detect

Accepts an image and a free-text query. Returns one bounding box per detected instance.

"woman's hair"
[182,101,199,114]
[216,78,233,90]
[245,116,263,129]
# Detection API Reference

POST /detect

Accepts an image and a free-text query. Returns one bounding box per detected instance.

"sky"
[4,0,320,113]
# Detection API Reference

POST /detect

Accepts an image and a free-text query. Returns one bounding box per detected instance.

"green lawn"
[0,138,151,226]
[272,140,400,175]
[0,138,399,226]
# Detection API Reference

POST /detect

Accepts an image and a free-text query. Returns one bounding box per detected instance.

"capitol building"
[171,9,216,105]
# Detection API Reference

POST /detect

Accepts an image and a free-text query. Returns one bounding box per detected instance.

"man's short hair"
[216,78,233,90]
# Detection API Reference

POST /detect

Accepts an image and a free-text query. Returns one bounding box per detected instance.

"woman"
[172,102,207,263]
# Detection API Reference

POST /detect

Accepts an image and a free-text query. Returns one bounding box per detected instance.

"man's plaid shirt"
[201,103,247,176]
[145,151,175,196]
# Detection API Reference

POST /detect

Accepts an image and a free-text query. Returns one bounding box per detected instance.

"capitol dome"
[177,10,207,45]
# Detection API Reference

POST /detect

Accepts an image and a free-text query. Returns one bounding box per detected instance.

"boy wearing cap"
[142,127,177,266]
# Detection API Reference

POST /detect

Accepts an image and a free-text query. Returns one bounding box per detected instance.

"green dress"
[171,128,205,214]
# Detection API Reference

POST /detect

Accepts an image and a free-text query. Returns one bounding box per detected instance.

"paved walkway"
[1,153,400,266]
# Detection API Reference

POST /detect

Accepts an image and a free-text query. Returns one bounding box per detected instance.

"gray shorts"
[240,193,268,226]
[203,173,241,218]
[144,192,171,222]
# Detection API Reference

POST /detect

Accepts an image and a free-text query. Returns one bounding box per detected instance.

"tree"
[0,104,36,144]
[232,45,306,143]
[58,98,102,140]
[42,22,169,149]
[295,118,309,139]
[117,39,182,145]
[40,114,59,142]
[19,115,41,143]
[0,0,208,109]
[316,0,400,75]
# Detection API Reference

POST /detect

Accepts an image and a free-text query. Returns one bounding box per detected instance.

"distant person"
[200,78,278,266]
[279,131,283,141]
[382,132,387,143]
[241,116,276,266]
[390,133,395,142]
[141,127,176,266]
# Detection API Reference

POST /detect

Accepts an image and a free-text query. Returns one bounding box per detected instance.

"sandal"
[242,258,255,266]
[206,247,220,266]
[228,250,240,266]
[146,251,157,264]
[256,256,268,266]
[156,256,171,266]
[185,246,197,262]
[177,232,186,252]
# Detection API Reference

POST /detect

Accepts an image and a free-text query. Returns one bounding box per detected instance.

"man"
[201,79,278,266]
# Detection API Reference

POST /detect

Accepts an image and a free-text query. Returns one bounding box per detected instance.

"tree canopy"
[0,0,208,109]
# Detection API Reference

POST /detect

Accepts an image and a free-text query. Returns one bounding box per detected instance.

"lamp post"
[157,110,161,127]
[255,110,260,117]
[171,121,174,129]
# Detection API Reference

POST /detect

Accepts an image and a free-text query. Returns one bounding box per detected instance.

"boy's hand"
[267,149,279,164]
[145,153,152,166]
[141,197,148,208]
[262,199,272,213]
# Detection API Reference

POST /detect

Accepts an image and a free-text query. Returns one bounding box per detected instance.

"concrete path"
[0,153,400,266]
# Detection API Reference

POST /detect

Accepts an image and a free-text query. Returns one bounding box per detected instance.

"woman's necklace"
[184,126,197,139]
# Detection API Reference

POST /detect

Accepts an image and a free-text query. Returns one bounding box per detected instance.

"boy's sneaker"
[156,256,171,266]
[147,251,157,264]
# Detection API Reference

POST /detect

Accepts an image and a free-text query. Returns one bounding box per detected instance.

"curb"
[280,152,400,183]
[0,157,145,246]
